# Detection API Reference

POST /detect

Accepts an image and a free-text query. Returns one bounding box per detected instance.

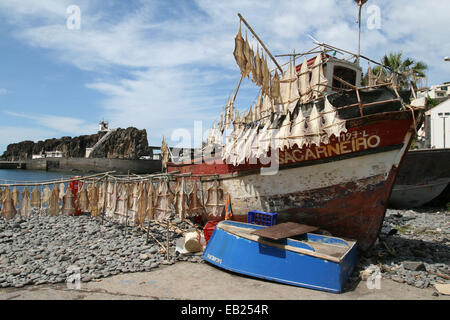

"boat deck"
[219,222,355,262]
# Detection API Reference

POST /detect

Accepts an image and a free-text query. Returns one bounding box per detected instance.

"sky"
[0,0,449,153]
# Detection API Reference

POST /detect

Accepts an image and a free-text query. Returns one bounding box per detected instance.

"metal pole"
[443,116,447,148]
[237,13,283,73]
[357,2,362,65]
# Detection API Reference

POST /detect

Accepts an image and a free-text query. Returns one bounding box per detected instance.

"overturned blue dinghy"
[202,221,358,293]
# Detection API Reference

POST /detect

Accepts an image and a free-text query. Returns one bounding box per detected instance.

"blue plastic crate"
[247,210,277,226]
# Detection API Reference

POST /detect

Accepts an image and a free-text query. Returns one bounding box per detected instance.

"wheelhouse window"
[332,66,357,89]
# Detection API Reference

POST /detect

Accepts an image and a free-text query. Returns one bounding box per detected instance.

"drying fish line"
[0,171,115,187]
[1,170,226,261]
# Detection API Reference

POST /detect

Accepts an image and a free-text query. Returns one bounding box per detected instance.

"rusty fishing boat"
[167,13,425,251]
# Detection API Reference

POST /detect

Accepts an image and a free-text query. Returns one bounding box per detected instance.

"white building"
[45,150,64,158]
[425,99,450,148]
[418,82,450,103]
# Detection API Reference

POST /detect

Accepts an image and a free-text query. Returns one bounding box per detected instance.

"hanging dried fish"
[289,108,306,149]
[41,186,51,205]
[30,186,41,208]
[1,187,17,220]
[40,185,51,215]
[174,178,189,220]
[19,187,32,218]
[136,182,148,226]
[299,57,312,103]
[271,70,281,102]
[205,180,226,221]
[310,53,328,99]
[254,45,263,87]
[129,183,140,224]
[47,185,60,216]
[105,182,115,218]
[76,183,89,213]
[62,188,76,216]
[115,183,129,224]
[261,54,271,96]
[305,103,322,147]
[86,184,97,216]
[11,187,19,208]
[147,180,156,221]
[233,23,247,76]
[0,187,3,202]
[188,182,205,219]
[243,33,253,78]
[97,181,106,216]
[154,179,173,221]
[59,182,65,201]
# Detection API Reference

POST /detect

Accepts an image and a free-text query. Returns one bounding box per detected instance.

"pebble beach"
[0,205,448,295]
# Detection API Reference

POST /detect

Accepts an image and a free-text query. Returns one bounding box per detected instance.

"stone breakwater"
[348,207,450,294]
[0,214,202,288]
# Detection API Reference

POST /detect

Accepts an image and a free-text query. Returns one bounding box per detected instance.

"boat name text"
[280,132,381,165]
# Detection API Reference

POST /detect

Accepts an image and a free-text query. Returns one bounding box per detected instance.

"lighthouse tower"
[98,119,109,132]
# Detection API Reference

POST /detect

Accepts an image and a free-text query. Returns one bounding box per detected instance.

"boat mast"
[355,0,368,65]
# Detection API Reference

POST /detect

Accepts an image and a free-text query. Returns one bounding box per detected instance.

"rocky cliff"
[1,127,151,160]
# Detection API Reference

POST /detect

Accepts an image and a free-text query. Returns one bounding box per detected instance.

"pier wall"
[22,157,161,174]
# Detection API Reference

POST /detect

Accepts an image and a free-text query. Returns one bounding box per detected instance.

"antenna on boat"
[354,0,368,65]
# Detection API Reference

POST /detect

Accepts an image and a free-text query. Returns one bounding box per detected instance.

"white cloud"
[0,126,58,154]
[1,0,450,148]
[4,111,98,136]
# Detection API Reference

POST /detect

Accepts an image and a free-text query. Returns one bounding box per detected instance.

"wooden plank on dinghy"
[250,222,319,240]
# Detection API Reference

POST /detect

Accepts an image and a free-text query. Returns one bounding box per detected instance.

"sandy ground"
[0,261,448,301]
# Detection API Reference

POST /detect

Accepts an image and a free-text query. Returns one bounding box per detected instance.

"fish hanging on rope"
[115,183,129,224]
[30,186,41,208]
[154,179,173,221]
[1,187,17,220]
[136,182,148,226]
[97,181,106,217]
[254,45,263,87]
[47,185,60,216]
[205,180,226,221]
[87,183,99,217]
[19,187,32,219]
[233,23,247,76]
[59,182,65,202]
[147,180,156,221]
[188,182,205,220]
[76,183,89,213]
[174,177,189,220]
[271,70,281,102]
[62,188,76,216]
[11,186,19,208]
[105,181,116,219]
[243,33,253,78]
[40,185,51,215]
[129,183,140,224]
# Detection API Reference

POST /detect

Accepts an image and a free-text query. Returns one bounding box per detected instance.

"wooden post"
[237,13,283,74]
[101,176,107,225]
[166,219,170,261]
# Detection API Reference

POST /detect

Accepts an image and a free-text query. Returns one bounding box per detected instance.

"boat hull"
[389,148,450,208]
[202,221,358,293]
[390,178,450,209]
[170,110,419,251]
